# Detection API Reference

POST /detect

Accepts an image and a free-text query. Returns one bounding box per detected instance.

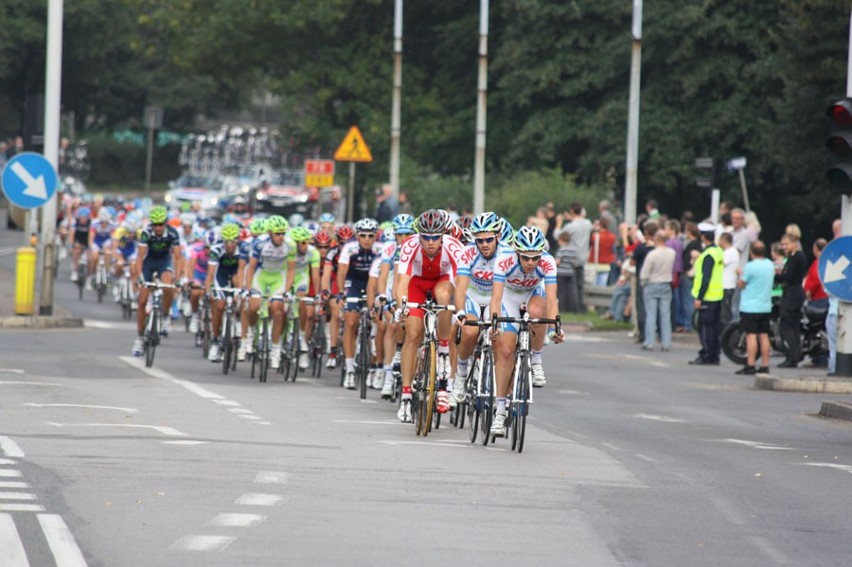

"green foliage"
[86,133,180,186]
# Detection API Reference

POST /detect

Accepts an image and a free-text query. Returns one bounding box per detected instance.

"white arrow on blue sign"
[818,236,852,302]
[1,152,59,210]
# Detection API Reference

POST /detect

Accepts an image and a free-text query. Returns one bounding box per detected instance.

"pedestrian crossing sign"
[333,126,373,163]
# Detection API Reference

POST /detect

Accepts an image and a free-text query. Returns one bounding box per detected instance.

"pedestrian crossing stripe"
[333,126,373,163]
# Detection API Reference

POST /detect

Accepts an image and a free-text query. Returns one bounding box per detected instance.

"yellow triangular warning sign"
[334,126,373,163]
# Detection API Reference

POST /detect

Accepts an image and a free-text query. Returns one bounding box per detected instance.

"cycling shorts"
[406,275,451,318]
[252,270,287,301]
[498,287,545,334]
[293,271,310,295]
[142,256,174,282]
[90,235,112,252]
[117,243,137,262]
[464,292,491,320]
[193,268,207,287]
[344,279,368,312]
[214,268,238,290]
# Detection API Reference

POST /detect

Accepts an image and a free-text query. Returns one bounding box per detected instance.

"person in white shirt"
[639,232,675,351]
[719,232,740,327]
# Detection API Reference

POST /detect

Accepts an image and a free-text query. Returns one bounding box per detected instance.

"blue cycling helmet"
[470,212,500,234]
[205,228,221,248]
[288,213,304,228]
[392,213,415,235]
[77,207,91,217]
[513,226,546,252]
[380,226,396,242]
[318,212,336,224]
[497,218,514,246]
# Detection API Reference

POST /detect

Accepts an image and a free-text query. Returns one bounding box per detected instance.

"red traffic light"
[828,99,852,127]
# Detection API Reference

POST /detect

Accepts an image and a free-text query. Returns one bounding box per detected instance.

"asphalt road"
[2,220,852,566]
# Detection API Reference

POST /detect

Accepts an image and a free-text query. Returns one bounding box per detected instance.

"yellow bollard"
[15,247,37,316]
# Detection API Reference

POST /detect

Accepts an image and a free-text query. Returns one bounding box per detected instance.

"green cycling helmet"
[149,206,167,224]
[266,215,289,234]
[289,226,313,243]
[220,223,240,241]
[249,218,267,236]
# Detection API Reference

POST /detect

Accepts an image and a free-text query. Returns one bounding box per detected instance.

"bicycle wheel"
[288,322,300,382]
[466,359,480,443]
[259,319,269,383]
[222,317,232,375]
[479,348,495,446]
[250,325,258,379]
[96,280,105,303]
[422,342,437,436]
[145,311,158,368]
[358,319,370,400]
[312,319,326,378]
[279,320,291,378]
[413,348,427,436]
[201,306,211,359]
[513,355,530,453]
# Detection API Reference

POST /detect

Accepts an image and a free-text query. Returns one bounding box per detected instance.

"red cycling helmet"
[314,230,333,247]
[335,224,355,243]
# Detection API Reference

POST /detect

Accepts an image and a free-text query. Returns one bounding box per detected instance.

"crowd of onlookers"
[0,136,26,167]
[532,199,840,376]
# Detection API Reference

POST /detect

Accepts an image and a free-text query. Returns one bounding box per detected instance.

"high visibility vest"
[692,245,724,301]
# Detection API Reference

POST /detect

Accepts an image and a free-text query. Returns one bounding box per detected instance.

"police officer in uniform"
[689,223,725,365]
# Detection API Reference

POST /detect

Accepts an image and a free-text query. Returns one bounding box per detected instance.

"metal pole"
[347,162,356,223]
[835,6,852,376]
[738,169,750,213]
[38,0,64,316]
[710,189,720,224]
[145,126,154,193]
[389,0,403,199]
[472,0,489,215]
[623,0,642,225]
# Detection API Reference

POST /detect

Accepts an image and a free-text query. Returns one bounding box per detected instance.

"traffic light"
[826,98,852,193]
[695,157,720,189]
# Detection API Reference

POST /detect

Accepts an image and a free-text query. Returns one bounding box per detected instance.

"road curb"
[0,316,84,329]
[754,375,852,394]
[819,401,852,421]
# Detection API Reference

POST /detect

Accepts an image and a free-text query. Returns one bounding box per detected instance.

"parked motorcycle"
[721,302,828,366]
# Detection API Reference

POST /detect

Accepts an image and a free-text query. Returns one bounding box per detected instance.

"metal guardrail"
[584,285,615,309]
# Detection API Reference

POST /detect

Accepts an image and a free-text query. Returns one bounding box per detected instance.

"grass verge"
[560,311,632,332]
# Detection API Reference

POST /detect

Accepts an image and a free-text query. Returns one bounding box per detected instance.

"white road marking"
[0,247,18,257]
[84,320,135,330]
[235,493,284,506]
[37,514,88,567]
[719,438,797,451]
[359,399,379,404]
[0,513,28,567]
[620,354,670,368]
[797,462,852,473]
[0,470,22,478]
[254,471,288,484]
[0,504,43,512]
[173,535,236,552]
[227,408,254,414]
[119,356,224,400]
[162,440,209,446]
[333,419,401,425]
[746,535,791,564]
[238,415,263,421]
[0,482,28,489]
[632,413,687,423]
[209,513,266,527]
[257,422,273,426]
[0,459,17,465]
[24,403,138,413]
[556,389,589,396]
[0,381,62,387]
[634,453,658,463]
[0,368,25,374]
[212,400,241,407]
[0,493,36,500]
[380,440,474,449]
[0,437,25,458]
[46,422,187,437]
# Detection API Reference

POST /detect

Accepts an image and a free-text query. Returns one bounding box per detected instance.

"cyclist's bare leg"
[136,287,150,335]
[493,331,518,398]
[160,271,176,315]
[375,315,386,366]
[329,299,341,350]
[401,316,425,389]
[88,248,99,277]
[270,302,285,344]
[343,311,358,359]
[528,296,547,352]
[211,298,225,340]
[433,280,455,342]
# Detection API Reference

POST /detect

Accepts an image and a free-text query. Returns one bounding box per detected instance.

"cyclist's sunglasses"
[474,236,496,245]
[420,233,442,242]
[150,222,165,227]
[358,233,376,238]
[271,230,287,236]
[518,254,542,263]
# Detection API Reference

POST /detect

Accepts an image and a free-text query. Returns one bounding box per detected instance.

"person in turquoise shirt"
[735,240,775,375]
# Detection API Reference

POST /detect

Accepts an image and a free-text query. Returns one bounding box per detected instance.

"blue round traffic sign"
[1,152,59,210]
[818,236,852,302]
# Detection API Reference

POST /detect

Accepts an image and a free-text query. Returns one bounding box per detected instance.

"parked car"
[164,174,221,212]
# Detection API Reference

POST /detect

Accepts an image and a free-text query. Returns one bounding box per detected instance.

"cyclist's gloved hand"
[136,276,145,286]
[393,307,408,324]
[455,311,467,325]
[376,293,387,304]
[548,329,566,344]
[320,289,330,299]
[178,277,189,287]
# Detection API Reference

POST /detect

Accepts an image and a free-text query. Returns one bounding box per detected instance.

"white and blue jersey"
[90,219,116,250]
[492,250,557,332]
[457,243,512,317]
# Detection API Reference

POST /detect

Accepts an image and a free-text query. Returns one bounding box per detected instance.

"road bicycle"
[250,292,282,383]
[345,291,373,400]
[453,304,496,445]
[400,295,456,437]
[141,279,175,368]
[93,255,110,303]
[74,251,87,300]
[116,264,135,320]
[278,295,299,382]
[306,296,327,378]
[491,306,561,453]
[216,287,242,375]
[196,293,212,359]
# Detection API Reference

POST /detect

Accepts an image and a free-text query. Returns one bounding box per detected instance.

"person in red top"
[588,217,617,285]
[393,209,464,422]
[804,238,828,308]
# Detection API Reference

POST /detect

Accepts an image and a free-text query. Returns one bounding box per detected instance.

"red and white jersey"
[396,235,464,280]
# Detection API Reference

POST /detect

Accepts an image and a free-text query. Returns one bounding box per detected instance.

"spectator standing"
[554,231,580,313]
[606,257,633,322]
[640,232,675,351]
[719,232,739,327]
[775,233,807,368]
[680,222,702,332]
[557,203,593,309]
[631,222,658,344]
[598,200,618,236]
[664,220,685,329]
[689,223,725,366]
[545,202,558,252]
[804,238,828,309]
[527,207,550,234]
[374,184,399,223]
[645,199,661,220]
[589,218,616,286]
[734,241,774,375]
[398,191,412,215]
[744,211,762,242]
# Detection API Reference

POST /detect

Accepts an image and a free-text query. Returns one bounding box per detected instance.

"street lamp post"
[389,0,403,199]
[472,0,489,215]
[623,0,643,225]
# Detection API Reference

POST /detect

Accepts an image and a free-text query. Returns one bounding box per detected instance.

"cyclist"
[237,218,269,362]
[70,207,92,282]
[375,213,416,397]
[111,220,139,303]
[488,226,564,437]
[132,206,183,356]
[185,228,213,334]
[393,209,465,422]
[243,215,296,370]
[178,213,197,247]
[497,217,515,247]
[338,218,381,389]
[206,223,243,362]
[450,211,509,406]
[366,225,396,389]
[289,226,322,370]
[318,212,336,235]
[288,213,305,228]
[321,224,355,370]
[88,207,116,290]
